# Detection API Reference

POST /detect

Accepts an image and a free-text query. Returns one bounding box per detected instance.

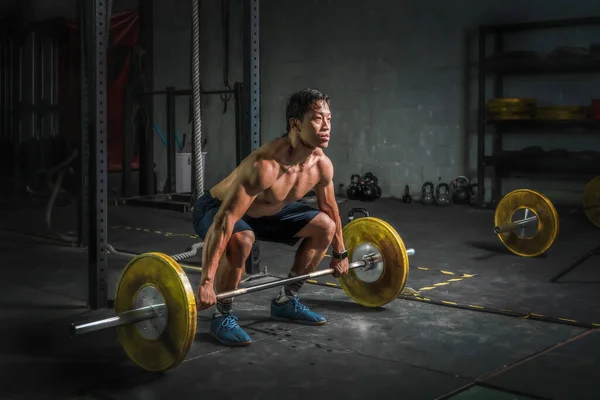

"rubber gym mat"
[442,384,541,400]
[479,330,600,400]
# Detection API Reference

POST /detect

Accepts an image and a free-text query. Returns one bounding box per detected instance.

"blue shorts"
[192,192,321,246]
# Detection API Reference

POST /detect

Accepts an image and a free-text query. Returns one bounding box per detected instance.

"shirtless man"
[191,88,349,346]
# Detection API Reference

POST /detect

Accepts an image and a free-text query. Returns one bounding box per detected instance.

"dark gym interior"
[1,1,600,399]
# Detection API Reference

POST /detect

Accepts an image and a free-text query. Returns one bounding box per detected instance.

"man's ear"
[289,118,300,132]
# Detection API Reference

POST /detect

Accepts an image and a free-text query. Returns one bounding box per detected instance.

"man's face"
[293,100,331,149]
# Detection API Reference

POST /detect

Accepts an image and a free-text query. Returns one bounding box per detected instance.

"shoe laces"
[221,314,240,330]
[289,297,309,314]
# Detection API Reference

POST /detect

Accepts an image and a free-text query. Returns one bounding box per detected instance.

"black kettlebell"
[451,175,471,205]
[402,185,412,203]
[435,182,451,206]
[361,183,375,200]
[346,185,359,200]
[348,208,370,222]
[421,182,434,205]
[347,174,362,200]
[373,184,382,199]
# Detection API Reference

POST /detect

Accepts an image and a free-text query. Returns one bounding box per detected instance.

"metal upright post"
[78,0,90,248]
[166,86,176,193]
[122,84,133,198]
[11,26,22,204]
[476,26,486,208]
[492,30,504,205]
[234,82,246,165]
[243,0,260,153]
[138,0,155,196]
[87,0,109,309]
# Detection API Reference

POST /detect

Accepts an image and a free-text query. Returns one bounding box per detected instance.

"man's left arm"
[314,158,345,254]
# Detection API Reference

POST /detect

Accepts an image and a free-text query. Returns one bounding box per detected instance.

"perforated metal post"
[78,0,90,248]
[243,0,260,156]
[87,0,109,309]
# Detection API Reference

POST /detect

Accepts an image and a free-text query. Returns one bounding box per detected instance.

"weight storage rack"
[476,16,600,208]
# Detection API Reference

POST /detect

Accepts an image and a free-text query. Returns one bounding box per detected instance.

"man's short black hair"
[285,88,331,134]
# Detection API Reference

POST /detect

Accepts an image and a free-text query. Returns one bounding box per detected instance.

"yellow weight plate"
[583,176,600,228]
[495,189,559,257]
[536,106,585,111]
[490,112,532,120]
[115,252,197,372]
[339,217,409,307]
[488,98,536,104]
[533,113,586,120]
[487,105,532,112]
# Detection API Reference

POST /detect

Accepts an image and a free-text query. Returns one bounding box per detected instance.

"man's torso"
[209,138,326,218]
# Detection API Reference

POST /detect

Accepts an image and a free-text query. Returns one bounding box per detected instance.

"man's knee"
[313,212,336,242]
[226,230,256,264]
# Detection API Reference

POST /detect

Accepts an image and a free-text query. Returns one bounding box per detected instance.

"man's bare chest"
[264,167,321,203]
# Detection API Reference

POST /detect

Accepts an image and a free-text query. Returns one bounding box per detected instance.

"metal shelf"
[484,152,600,175]
[486,63,600,76]
[476,16,600,208]
[486,119,600,129]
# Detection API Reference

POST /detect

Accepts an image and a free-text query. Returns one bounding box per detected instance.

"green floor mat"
[446,385,540,400]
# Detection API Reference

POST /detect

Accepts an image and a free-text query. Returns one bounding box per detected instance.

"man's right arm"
[199,158,278,288]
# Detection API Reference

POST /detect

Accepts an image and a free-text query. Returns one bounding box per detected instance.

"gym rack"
[83,0,262,310]
[476,15,600,208]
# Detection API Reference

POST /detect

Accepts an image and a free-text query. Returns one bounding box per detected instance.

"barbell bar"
[69,216,415,372]
[494,215,538,235]
[69,250,404,336]
[71,247,416,336]
[71,304,168,337]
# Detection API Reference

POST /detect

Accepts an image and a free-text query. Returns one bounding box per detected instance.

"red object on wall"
[591,99,600,120]
[61,9,141,171]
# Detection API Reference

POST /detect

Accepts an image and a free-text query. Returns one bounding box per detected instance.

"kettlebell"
[361,183,375,201]
[435,182,451,206]
[402,185,412,203]
[363,172,376,184]
[421,182,434,205]
[347,174,362,200]
[374,185,382,199]
[451,175,471,205]
[348,208,370,222]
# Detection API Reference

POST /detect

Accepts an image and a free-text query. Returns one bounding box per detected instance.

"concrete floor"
[0,195,599,399]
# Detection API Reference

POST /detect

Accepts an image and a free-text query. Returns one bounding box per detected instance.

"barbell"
[493,188,560,257]
[488,179,600,256]
[69,216,416,372]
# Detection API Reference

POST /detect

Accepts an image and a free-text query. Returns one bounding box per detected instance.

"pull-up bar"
[140,88,235,96]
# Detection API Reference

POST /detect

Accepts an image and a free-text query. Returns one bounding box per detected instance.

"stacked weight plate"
[487,98,536,120]
[487,98,589,121]
[533,106,587,120]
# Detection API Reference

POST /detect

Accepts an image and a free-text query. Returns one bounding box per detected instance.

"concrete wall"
[13,0,600,205]
[154,0,600,205]
[152,0,245,193]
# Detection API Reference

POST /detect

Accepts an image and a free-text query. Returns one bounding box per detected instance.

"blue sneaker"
[210,313,252,346]
[270,297,326,325]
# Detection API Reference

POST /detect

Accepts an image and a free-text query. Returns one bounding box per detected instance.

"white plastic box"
[176,151,206,193]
